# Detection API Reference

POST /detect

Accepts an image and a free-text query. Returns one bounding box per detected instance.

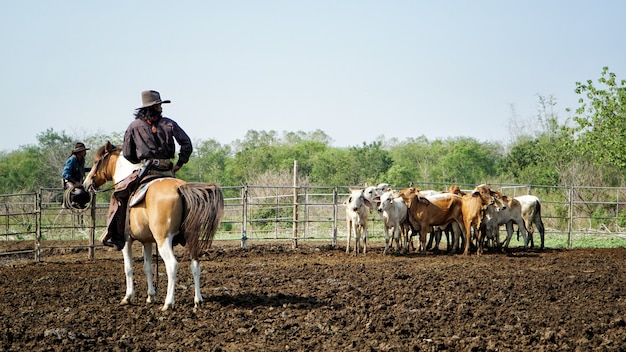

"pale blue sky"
[1,1,624,151]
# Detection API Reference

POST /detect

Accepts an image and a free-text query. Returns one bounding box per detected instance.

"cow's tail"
[178,182,224,259]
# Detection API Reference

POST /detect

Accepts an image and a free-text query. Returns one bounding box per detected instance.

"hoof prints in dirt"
[1,242,626,351]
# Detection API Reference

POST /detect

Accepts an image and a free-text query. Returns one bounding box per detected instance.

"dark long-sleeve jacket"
[62,155,86,184]
[122,117,193,166]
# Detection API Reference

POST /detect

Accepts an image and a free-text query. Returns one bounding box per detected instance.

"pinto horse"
[83,141,224,311]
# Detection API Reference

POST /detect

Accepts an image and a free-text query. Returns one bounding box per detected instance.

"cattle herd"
[344,183,545,256]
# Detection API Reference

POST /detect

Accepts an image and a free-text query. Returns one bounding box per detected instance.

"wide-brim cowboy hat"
[138,90,171,109]
[72,142,89,154]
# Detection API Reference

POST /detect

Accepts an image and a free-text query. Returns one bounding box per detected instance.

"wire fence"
[2,182,626,260]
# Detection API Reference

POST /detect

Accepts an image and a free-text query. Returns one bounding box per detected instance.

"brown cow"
[406,192,464,253]
[398,186,464,253]
[461,184,499,256]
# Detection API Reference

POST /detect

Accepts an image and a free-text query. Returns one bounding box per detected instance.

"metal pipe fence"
[2,183,626,260]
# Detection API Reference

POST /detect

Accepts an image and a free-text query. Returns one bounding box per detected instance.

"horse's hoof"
[146,295,156,304]
[161,304,172,311]
[120,298,130,306]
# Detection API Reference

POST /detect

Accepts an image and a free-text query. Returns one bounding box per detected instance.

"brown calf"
[406,192,464,253]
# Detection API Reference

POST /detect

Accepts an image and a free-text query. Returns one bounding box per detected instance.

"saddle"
[129,177,163,207]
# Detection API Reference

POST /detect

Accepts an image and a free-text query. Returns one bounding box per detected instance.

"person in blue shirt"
[62,142,91,208]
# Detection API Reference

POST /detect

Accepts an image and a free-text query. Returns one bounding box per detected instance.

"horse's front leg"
[120,240,135,305]
[158,240,179,311]
[143,243,156,304]
[190,259,203,308]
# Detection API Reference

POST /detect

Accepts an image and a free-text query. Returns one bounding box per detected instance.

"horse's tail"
[178,182,224,259]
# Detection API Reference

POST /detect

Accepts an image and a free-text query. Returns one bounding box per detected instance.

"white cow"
[345,189,372,255]
[377,190,408,255]
[483,191,530,250]
[514,195,546,249]
[363,183,392,211]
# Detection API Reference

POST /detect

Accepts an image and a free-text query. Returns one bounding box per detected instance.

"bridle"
[86,148,118,194]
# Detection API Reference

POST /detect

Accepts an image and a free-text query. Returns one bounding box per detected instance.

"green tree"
[181,139,233,185]
[571,67,626,171]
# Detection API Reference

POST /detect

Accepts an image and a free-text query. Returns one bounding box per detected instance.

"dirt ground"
[1,240,625,352]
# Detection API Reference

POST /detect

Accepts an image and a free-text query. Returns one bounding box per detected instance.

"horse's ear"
[104,141,117,153]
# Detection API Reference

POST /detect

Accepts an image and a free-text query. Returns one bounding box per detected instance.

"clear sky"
[1,1,624,152]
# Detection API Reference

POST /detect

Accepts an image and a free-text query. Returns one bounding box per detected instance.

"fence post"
[241,185,248,250]
[35,190,41,261]
[292,160,299,249]
[568,187,574,248]
[332,187,338,247]
[88,192,96,259]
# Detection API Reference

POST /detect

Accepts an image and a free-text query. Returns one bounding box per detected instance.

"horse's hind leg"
[158,241,179,311]
[120,241,135,305]
[191,259,203,308]
[143,243,156,304]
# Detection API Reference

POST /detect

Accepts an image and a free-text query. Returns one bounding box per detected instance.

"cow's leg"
[505,221,517,248]
[536,217,546,249]
[392,226,401,253]
[475,224,484,256]
[191,258,203,308]
[120,239,135,305]
[143,243,156,304]
[426,230,434,250]
[434,229,443,252]
[419,229,428,253]
[383,225,391,255]
[516,220,530,249]
[502,223,514,249]
[158,238,178,311]
[361,223,367,254]
[354,224,360,256]
[346,220,351,254]
[444,226,452,252]
[522,218,533,249]
[463,220,472,255]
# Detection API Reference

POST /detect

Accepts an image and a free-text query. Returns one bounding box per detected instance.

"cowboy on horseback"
[101,90,193,250]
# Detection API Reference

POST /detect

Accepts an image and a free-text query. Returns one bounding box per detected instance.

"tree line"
[0,67,624,194]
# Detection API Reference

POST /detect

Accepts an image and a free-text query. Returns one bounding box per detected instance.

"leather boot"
[101,196,126,250]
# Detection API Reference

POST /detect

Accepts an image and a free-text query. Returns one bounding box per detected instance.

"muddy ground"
[1,240,625,351]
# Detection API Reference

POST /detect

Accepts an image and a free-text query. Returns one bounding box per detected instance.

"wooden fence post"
[332,187,338,247]
[35,190,41,262]
[241,185,248,250]
[292,160,298,249]
[568,187,573,248]
[88,192,96,259]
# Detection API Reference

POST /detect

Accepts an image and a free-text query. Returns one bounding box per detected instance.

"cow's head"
[346,188,371,211]
[377,190,395,213]
[473,184,499,209]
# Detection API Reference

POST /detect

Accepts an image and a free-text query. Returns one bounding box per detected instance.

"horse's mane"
[95,143,119,158]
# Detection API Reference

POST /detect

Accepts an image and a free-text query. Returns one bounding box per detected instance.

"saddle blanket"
[129,178,163,208]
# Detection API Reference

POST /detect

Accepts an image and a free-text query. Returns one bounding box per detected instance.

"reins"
[88,148,118,194]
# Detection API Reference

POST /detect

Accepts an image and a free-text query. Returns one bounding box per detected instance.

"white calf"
[345,189,372,255]
[515,195,546,249]
[483,193,529,250]
[377,190,408,255]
